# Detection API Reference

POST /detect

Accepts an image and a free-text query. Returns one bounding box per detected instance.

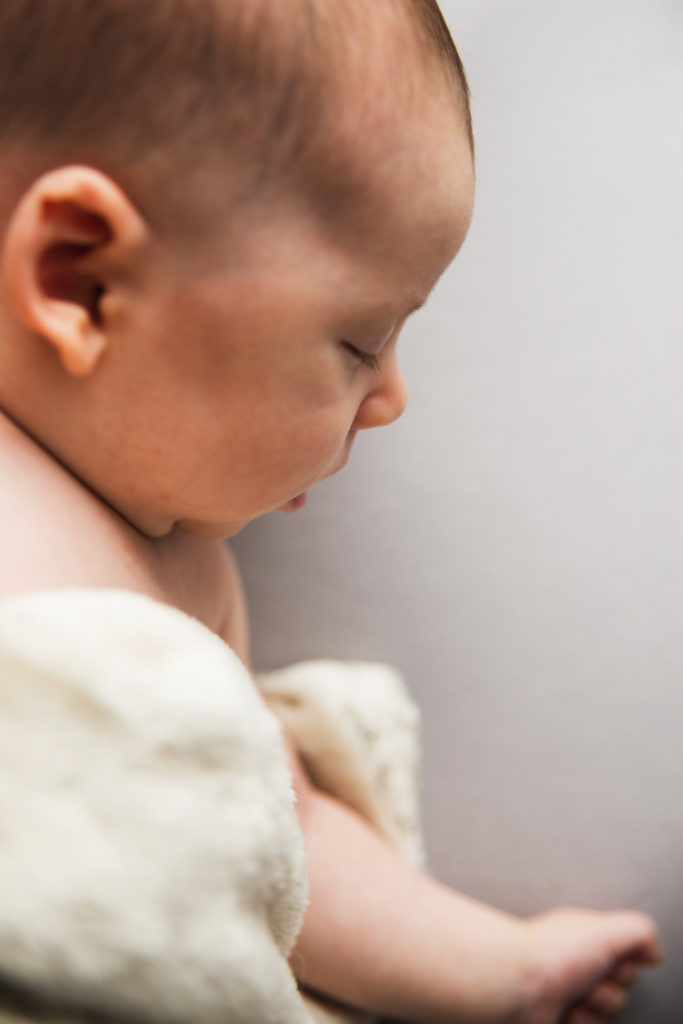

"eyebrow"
[350,296,428,340]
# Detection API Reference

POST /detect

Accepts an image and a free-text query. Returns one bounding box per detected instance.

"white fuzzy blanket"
[0,590,422,1024]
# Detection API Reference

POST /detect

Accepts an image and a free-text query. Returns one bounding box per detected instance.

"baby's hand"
[519,907,663,1024]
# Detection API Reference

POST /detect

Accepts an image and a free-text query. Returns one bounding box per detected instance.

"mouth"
[279,492,308,514]
[279,434,357,515]
[288,492,308,511]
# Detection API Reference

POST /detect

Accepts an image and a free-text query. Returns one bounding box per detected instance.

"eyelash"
[342,343,380,372]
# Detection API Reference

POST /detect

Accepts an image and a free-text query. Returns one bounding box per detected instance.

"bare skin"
[0,414,662,1024]
[0,409,240,643]
[0,28,662,1021]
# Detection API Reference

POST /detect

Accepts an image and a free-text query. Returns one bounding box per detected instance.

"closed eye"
[342,342,380,372]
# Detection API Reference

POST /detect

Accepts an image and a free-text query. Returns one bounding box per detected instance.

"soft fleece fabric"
[0,589,422,1024]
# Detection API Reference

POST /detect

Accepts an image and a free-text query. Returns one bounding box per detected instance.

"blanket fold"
[0,589,423,1024]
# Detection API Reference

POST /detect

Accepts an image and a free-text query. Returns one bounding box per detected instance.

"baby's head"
[0,0,475,539]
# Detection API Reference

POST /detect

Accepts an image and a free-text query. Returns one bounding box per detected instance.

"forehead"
[322,85,475,309]
[187,3,473,298]
[299,4,474,286]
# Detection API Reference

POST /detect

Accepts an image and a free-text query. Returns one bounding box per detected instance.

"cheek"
[243,405,351,495]
[247,367,356,467]
[271,408,351,471]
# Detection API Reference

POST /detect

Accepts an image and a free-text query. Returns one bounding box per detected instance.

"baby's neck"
[0,408,229,634]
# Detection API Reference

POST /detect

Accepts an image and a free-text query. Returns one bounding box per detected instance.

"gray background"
[232,2,683,1021]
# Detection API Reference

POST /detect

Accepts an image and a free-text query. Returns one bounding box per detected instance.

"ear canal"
[38,199,112,321]
[39,245,107,327]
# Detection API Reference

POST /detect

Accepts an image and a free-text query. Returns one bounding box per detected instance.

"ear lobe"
[1,166,148,378]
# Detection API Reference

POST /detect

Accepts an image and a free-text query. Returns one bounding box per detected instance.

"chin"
[176,518,252,541]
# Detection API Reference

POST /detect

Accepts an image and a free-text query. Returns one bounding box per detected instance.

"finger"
[598,911,664,967]
[641,940,666,965]
[618,913,663,961]
[613,943,665,976]
[583,981,629,1016]
[609,960,640,986]
[565,1008,609,1024]
[609,953,662,987]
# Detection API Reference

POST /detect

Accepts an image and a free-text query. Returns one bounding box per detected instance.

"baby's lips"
[279,493,308,514]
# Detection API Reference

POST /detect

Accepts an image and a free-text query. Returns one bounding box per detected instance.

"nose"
[352,352,408,431]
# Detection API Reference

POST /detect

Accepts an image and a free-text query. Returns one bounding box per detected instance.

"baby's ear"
[1,166,148,377]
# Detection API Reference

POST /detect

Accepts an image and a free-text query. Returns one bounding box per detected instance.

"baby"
[0,1,662,1022]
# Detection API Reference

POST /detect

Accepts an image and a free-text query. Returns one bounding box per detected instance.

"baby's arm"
[287,742,662,1024]
[220,554,660,1022]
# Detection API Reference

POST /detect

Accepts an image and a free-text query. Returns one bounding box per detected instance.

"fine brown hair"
[0,0,472,237]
